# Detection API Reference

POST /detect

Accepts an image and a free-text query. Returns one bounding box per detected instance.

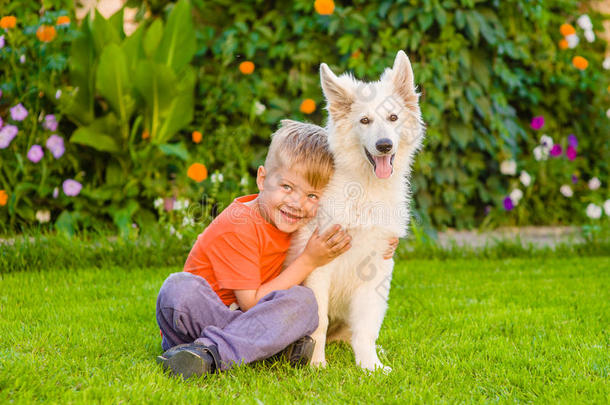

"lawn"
[1,257,608,403]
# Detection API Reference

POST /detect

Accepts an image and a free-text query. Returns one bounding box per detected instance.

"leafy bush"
[1,0,609,235]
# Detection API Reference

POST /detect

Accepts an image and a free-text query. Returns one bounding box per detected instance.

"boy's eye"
[308,194,319,200]
[282,184,292,191]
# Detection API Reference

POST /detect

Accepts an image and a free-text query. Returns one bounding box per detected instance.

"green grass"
[1,258,608,403]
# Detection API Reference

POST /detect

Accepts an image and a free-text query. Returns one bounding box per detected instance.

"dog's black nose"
[375,138,393,153]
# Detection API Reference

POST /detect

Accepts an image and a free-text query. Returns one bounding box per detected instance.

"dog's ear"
[391,51,418,106]
[320,63,353,121]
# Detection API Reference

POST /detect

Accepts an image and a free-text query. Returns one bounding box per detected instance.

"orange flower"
[351,49,362,59]
[300,99,316,114]
[187,163,208,182]
[572,56,588,70]
[56,16,70,26]
[314,0,335,15]
[192,131,202,143]
[36,25,57,42]
[0,190,8,206]
[560,23,575,37]
[239,61,255,75]
[142,130,150,140]
[558,39,568,50]
[0,16,17,29]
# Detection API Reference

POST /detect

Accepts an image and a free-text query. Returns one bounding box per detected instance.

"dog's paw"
[310,358,327,368]
[361,362,392,375]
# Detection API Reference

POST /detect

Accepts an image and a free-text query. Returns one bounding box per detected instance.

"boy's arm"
[235,225,351,311]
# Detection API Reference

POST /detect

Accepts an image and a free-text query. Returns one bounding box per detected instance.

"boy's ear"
[256,165,266,191]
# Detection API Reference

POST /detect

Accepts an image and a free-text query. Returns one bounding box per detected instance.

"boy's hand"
[302,224,351,268]
[383,237,399,260]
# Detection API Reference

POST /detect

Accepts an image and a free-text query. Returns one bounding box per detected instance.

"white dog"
[285,50,424,372]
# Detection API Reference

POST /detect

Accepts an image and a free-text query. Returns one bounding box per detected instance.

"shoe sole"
[157,350,205,379]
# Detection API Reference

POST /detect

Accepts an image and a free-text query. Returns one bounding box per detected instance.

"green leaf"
[144,19,163,58]
[159,142,189,161]
[155,0,196,72]
[67,21,96,125]
[91,10,121,55]
[449,122,473,150]
[96,44,135,126]
[70,126,121,153]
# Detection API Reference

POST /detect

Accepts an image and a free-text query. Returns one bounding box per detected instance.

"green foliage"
[1,0,609,235]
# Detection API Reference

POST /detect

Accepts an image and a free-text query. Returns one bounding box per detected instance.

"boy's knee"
[289,285,319,332]
[158,272,202,312]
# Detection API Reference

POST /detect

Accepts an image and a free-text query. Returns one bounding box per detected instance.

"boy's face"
[255,165,323,233]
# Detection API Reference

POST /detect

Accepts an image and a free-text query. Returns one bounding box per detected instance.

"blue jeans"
[156,272,319,370]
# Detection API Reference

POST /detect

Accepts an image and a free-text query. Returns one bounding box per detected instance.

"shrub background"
[0,0,609,235]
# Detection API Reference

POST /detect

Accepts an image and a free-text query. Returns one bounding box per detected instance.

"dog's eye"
[389,114,398,122]
[360,117,370,125]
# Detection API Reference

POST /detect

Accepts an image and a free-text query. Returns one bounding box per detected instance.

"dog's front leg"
[349,259,393,373]
[304,270,331,368]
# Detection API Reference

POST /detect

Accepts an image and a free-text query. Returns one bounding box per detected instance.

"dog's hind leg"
[348,259,393,373]
[304,272,331,368]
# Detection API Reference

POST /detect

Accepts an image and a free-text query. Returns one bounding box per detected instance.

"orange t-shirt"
[183,194,292,306]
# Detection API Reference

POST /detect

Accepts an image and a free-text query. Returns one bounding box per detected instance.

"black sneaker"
[156,343,221,379]
[269,336,315,367]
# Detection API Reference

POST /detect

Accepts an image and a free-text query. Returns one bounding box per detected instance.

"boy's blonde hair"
[264,120,334,190]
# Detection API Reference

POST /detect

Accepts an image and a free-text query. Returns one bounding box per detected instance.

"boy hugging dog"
[156,120,398,378]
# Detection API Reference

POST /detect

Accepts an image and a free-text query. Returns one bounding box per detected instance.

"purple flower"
[0,35,4,49]
[571,174,578,184]
[27,145,44,163]
[530,116,545,130]
[62,179,82,197]
[46,134,65,158]
[503,196,514,211]
[0,116,3,128]
[43,115,58,131]
[567,134,578,148]
[549,144,562,157]
[52,187,59,198]
[566,145,577,161]
[0,125,18,149]
[10,103,28,121]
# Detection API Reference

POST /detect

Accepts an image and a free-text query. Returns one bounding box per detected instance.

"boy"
[156,120,397,378]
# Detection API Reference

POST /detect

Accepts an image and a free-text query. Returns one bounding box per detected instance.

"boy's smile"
[254,165,322,233]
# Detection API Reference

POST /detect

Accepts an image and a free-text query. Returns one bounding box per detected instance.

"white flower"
[254,101,266,115]
[35,210,51,223]
[19,54,26,64]
[519,171,532,187]
[533,145,547,161]
[560,185,573,197]
[588,177,601,190]
[509,189,523,204]
[540,134,553,149]
[586,203,602,219]
[153,197,163,209]
[500,160,517,176]
[182,216,195,227]
[211,173,224,183]
[566,33,579,48]
[175,232,183,240]
[55,89,62,99]
[240,176,249,186]
[169,225,176,235]
[604,200,610,216]
[52,187,59,198]
[584,29,595,43]
[603,57,610,70]
[606,109,610,119]
[577,15,593,30]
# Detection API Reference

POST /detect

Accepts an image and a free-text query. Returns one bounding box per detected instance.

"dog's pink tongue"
[373,155,392,178]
